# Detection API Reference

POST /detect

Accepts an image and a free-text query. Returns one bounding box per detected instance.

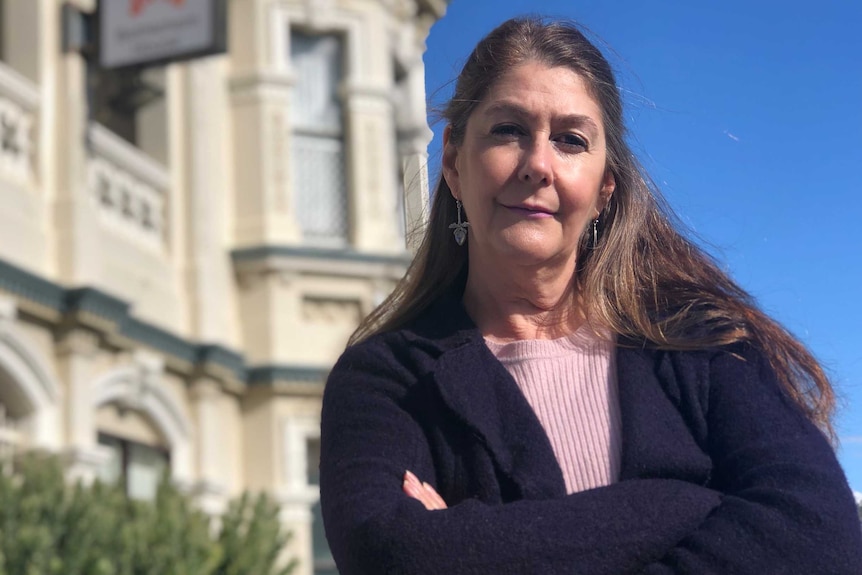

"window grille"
[290,31,348,245]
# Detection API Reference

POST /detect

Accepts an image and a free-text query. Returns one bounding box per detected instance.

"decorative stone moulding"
[0,63,39,187]
[0,256,341,396]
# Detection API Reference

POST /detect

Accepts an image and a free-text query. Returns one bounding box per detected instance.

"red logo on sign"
[130,0,186,17]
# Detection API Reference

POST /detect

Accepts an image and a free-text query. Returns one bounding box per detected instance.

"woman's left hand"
[402,470,448,510]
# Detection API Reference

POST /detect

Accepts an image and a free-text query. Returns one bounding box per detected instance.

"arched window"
[90,358,193,489]
[0,321,60,453]
[96,402,170,501]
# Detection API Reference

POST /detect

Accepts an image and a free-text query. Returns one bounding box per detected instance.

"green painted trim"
[0,257,338,390]
[231,245,412,267]
[197,344,246,375]
[0,257,241,380]
[247,365,328,386]
[122,319,198,365]
[0,259,65,311]
[66,287,130,323]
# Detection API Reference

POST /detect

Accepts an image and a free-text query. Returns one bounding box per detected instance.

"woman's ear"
[442,125,460,200]
[598,170,616,214]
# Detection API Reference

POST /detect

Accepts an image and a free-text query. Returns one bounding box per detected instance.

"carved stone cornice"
[0,256,246,392]
[231,244,410,282]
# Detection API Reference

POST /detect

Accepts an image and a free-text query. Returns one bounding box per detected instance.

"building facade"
[0,0,445,572]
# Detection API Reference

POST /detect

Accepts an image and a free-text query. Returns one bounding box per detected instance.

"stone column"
[176,57,240,347]
[189,378,229,517]
[52,5,103,286]
[228,0,301,247]
[55,327,105,483]
[343,81,401,252]
[404,51,435,248]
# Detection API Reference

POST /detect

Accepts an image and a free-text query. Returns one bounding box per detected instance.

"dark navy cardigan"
[320,290,862,574]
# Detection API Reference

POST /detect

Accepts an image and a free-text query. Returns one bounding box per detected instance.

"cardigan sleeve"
[320,341,722,575]
[637,346,862,574]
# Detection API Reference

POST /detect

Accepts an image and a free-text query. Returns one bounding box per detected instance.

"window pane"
[306,437,334,573]
[311,500,329,558]
[291,32,343,133]
[293,134,347,242]
[126,442,168,501]
[0,401,14,470]
[312,498,339,574]
[97,434,124,486]
[306,437,320,485]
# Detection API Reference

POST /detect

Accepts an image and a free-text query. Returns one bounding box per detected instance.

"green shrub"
[0,453,295,575]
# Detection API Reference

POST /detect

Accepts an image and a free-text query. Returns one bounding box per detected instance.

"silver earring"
[449,200,470,246]
[590,218,599,249]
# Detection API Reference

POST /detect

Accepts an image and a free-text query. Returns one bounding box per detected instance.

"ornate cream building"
[0,0,445,573]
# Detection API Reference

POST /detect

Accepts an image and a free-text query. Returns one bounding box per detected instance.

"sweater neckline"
[483,325,613,361]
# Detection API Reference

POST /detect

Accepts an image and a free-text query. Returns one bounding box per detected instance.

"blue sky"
[423,0,862,493]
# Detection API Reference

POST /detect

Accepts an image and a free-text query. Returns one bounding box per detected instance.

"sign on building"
[99,0,227,69]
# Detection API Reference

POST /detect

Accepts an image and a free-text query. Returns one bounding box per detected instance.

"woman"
[319,17,862,574]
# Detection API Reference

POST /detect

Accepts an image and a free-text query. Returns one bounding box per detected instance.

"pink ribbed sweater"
[484,328,622,494]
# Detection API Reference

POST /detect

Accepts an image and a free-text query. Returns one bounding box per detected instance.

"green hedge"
[0,453,295,575]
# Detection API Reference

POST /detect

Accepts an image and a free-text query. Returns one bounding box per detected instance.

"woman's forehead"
[470,63,604,127]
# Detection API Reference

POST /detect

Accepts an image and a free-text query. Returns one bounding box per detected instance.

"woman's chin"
[480,237,574,269]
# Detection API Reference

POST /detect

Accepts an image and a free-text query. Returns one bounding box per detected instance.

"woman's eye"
[556,133,588,150]
[490,124,523,138]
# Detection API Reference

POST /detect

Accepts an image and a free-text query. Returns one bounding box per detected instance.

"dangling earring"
[589,218,599,249]
[449,200,470,246]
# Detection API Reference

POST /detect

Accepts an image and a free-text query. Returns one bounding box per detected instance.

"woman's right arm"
[319,344,721,575]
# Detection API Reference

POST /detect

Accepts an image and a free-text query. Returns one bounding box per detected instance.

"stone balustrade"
[0,63,39,187]
[87,124,170,250]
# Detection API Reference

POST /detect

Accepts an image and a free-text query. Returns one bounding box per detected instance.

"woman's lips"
[505,205,555,218]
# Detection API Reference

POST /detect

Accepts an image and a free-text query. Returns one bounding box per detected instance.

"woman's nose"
[517,138,553,185]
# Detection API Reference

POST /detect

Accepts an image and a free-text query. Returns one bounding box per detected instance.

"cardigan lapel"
[432,342,568,500]
[407,283,582,500]
[615,344,712,484]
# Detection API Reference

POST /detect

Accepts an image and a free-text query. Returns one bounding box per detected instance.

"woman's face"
[443,61,615,272]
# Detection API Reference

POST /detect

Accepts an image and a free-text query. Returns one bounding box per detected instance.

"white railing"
[0,62,39,187]
[87,124,170,250]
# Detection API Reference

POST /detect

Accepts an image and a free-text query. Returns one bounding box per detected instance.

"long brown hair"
[351,17,835,438]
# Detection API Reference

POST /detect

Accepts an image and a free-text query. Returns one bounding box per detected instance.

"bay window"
[290,31,348,245]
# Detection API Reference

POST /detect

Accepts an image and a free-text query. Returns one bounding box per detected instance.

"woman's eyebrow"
[482,101,600,136]
[482,101,532,120]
